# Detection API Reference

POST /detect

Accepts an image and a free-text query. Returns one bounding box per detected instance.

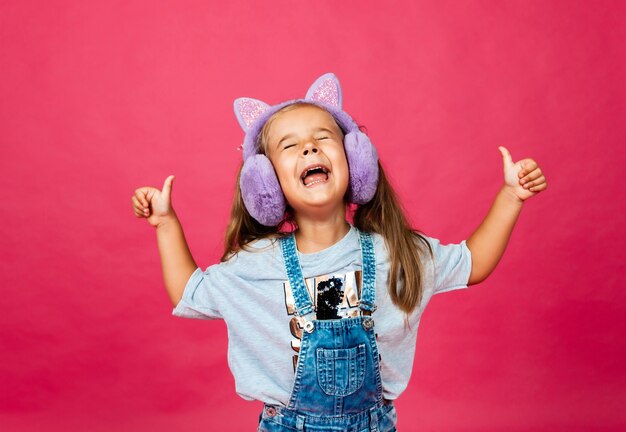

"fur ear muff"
[306,73,342,109]
[344,131,379,204]
[234,98,271,131]
[240,154,286,226]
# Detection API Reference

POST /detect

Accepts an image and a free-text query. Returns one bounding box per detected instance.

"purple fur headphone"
[233,73,379,226]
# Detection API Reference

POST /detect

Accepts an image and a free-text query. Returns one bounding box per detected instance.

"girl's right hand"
[131,175,176,228]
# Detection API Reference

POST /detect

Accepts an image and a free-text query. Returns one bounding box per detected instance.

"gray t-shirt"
[172,225,472,406]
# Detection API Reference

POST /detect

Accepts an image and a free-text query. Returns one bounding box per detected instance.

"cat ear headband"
[233,73,379,226]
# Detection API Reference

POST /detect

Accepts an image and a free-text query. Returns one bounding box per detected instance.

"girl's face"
[264,104,350,216]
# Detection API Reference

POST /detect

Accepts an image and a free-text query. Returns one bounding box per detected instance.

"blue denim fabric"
[258,230,397,431]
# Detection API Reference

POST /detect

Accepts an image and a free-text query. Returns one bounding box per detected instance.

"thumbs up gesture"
[131,175,177,227]
[498,147,547,202]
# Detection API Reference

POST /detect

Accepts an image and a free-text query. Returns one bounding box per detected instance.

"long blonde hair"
[222,104,433,315]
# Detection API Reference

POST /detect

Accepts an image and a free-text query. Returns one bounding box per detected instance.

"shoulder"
[219,235,285,272]
[367,230,434,278]
[370,230,434,257]
[243,235,281,252]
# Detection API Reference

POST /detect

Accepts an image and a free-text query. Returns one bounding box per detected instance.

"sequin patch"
[237,98,269,129]
[310,79,339,107]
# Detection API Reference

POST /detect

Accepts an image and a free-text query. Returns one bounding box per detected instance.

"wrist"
[500,185,524,206]
[155,212,179,230]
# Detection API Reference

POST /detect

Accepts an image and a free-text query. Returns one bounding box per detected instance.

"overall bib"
[258,229,398,432]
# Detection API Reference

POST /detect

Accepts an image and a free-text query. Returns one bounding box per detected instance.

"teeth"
[300,165,330,187]
[301,166,328,179]
[305,179,326,187]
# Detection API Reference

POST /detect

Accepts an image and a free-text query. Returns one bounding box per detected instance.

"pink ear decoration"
[305,73,342,109]
[234,98,271,131]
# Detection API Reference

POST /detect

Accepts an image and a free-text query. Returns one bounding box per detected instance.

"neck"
[293,206,350,254]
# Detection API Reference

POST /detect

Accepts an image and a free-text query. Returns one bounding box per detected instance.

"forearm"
[155,213,198,306]
[466,186,523,284]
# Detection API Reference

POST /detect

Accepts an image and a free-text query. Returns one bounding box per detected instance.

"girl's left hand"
[498,146,548,202]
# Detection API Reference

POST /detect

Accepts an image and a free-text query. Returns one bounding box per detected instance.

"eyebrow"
[276,128,337,149]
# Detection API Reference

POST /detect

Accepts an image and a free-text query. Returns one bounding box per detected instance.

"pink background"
[2,1,625,431]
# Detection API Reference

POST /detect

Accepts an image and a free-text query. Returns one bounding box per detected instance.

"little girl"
[131,73,547,431]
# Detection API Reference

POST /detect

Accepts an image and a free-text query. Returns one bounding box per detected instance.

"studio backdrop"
[1,1,624,431]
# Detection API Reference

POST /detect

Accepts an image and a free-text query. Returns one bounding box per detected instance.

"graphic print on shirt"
[283,271,363,371]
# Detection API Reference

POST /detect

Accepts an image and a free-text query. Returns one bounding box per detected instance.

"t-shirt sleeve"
[424,236,473,295]
[171,266,223,320]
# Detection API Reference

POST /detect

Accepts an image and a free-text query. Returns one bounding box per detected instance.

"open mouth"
[300,165,330,187]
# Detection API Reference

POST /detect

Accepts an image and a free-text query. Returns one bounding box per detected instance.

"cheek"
[330,152,350,194]
[269,155,296,188]
[334,149,350,180]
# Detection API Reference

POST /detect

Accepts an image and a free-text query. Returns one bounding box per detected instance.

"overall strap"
[358,230,377,313]
[280,234,314,317]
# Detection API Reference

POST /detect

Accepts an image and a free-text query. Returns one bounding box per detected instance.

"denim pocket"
[316,343,366,396]
[257,418,294,432]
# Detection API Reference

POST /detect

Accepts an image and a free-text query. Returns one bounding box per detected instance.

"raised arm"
[155,214,198,306]
[132,175,198,306]
[466,147,547,285]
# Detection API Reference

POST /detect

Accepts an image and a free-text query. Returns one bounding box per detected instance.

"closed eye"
[283,144,296,150]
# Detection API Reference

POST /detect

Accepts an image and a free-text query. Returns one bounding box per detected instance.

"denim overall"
[258,229,397,432]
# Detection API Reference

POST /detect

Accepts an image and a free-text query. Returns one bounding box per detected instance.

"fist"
[131,175,176,227]
[498,146,547,201]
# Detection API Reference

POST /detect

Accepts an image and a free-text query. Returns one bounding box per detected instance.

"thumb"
[162,175,175,199]
[498,146,514,168]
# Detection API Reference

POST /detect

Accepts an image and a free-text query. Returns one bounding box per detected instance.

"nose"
[302,141,319,156]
